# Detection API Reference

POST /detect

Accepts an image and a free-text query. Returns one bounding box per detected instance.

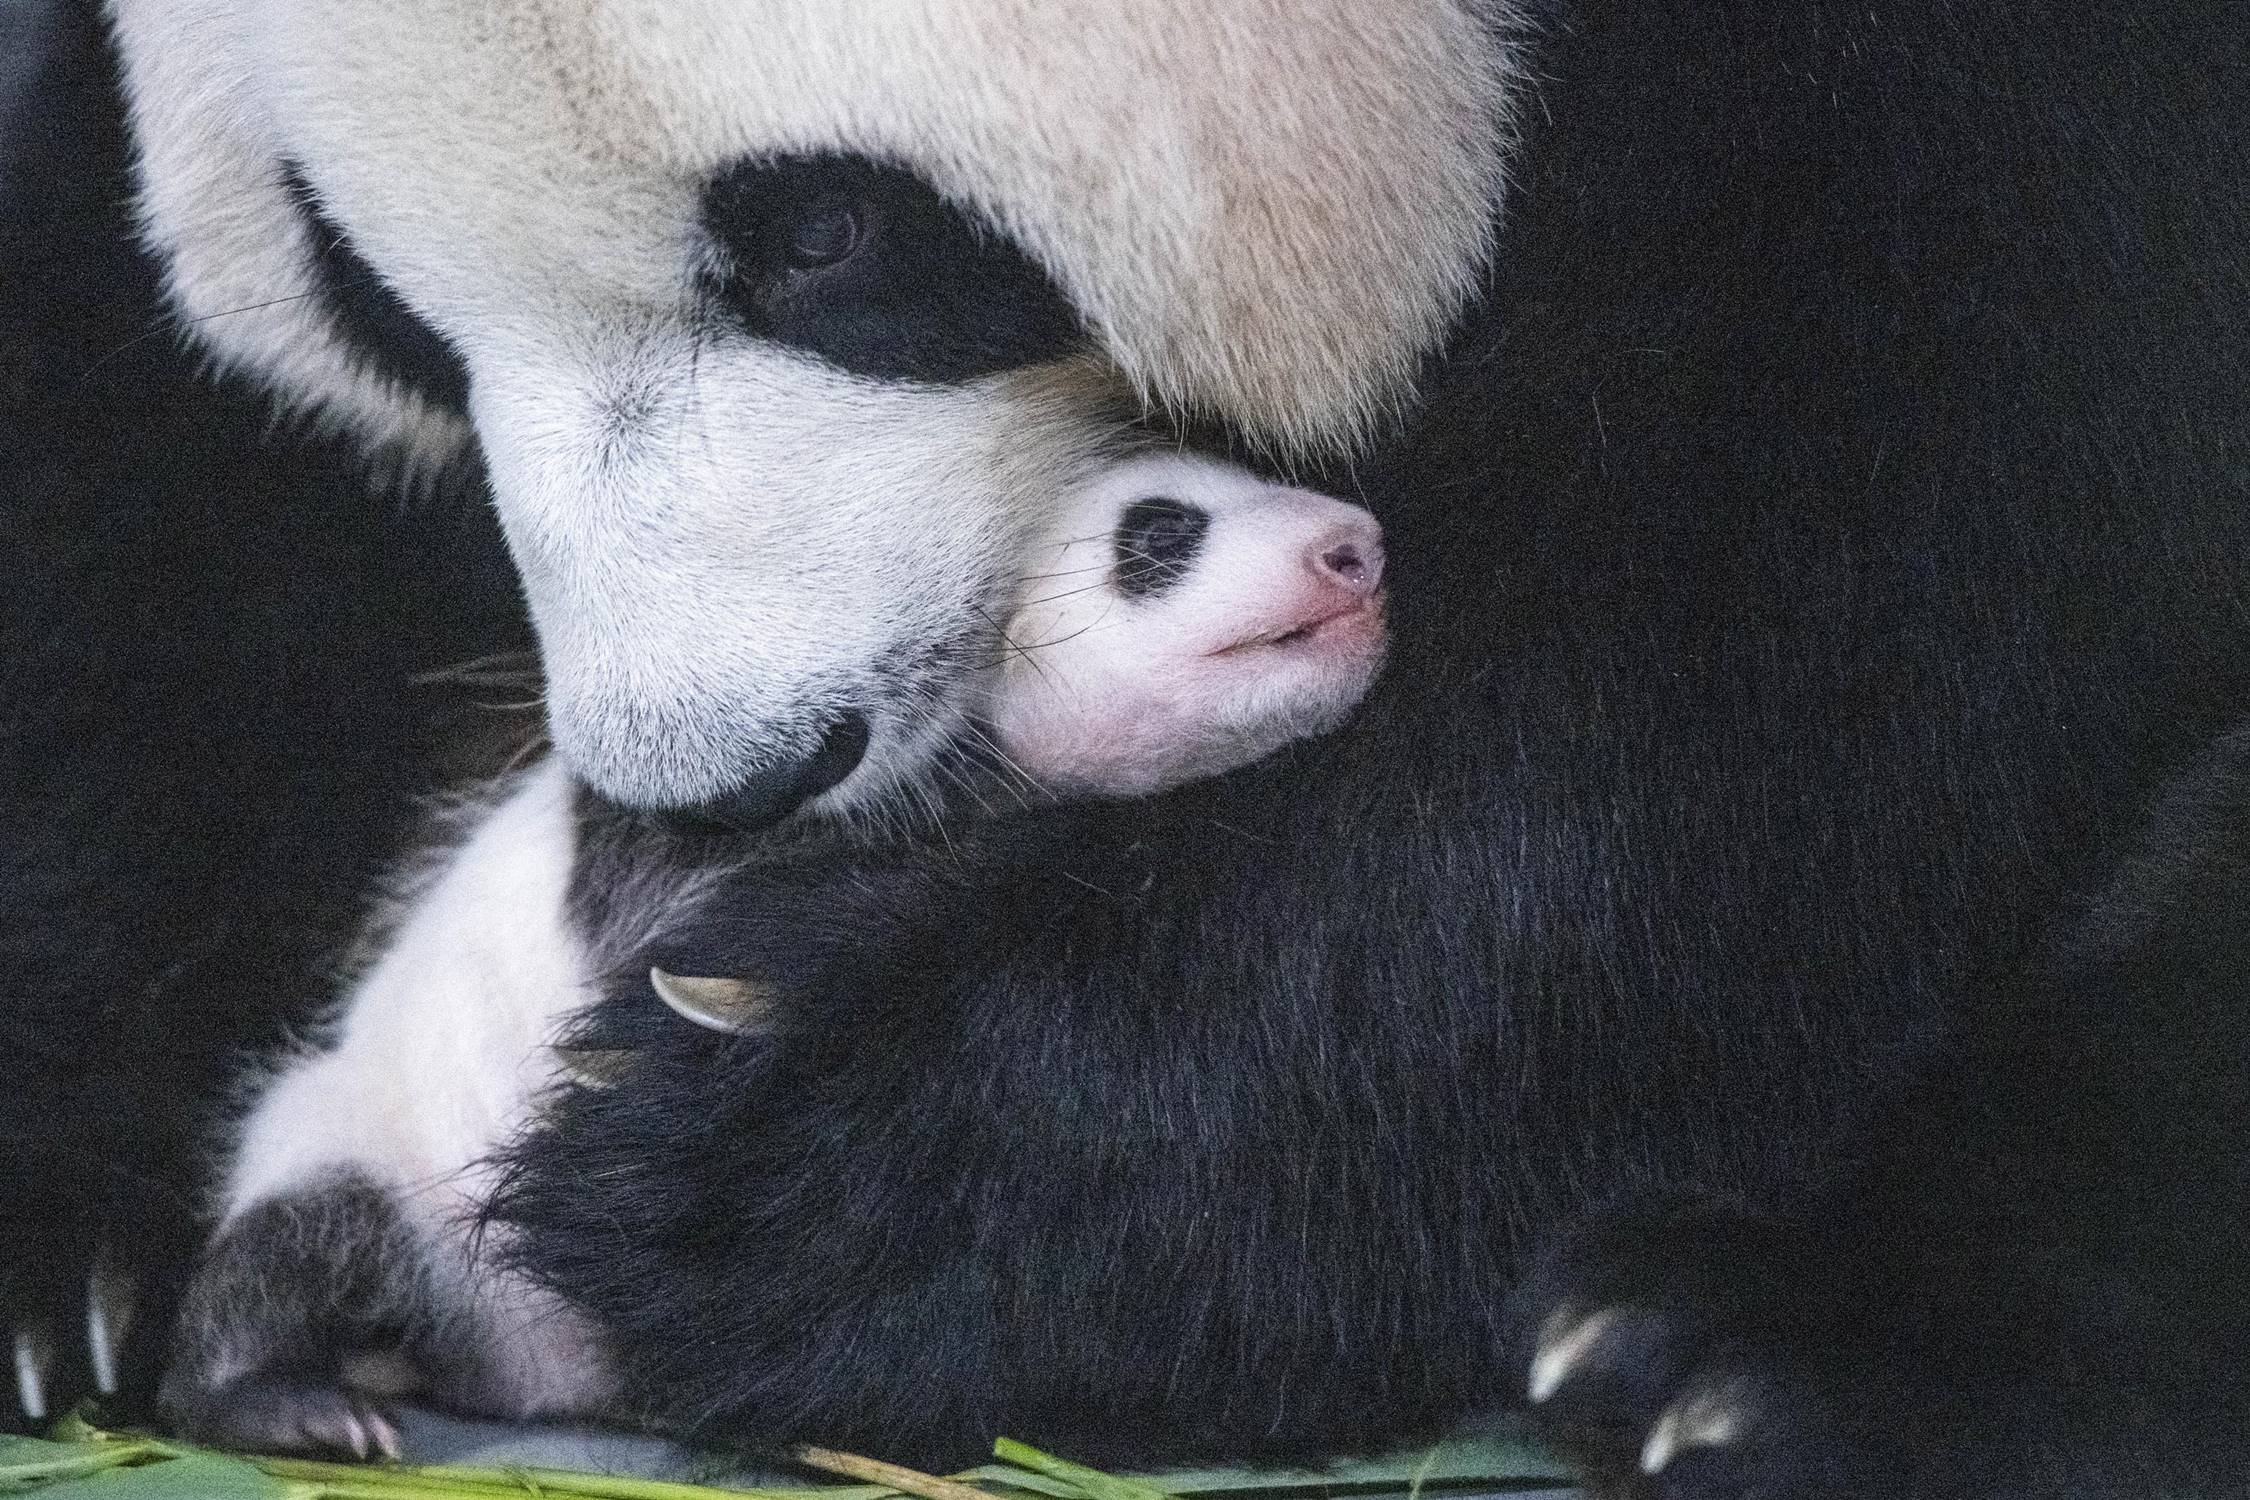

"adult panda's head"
[108,0,1528,822]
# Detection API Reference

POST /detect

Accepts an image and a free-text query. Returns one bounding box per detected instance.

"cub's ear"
[648,967,771,1034]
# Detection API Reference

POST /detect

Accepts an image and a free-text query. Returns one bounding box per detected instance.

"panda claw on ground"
[1527,1304,1621,1404]
[1509,1200,1906,1500]
[12,1322,53,1426]
[84,1254,135,1398]
[170,1378,402,1462]
[9,1260,124,1432]
[1637,1377,1758,1475]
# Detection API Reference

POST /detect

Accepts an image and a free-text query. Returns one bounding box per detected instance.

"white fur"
[226,762,583,1217]
[110,0,1525,451]
[993,453,1387,795]
[472,346,1116,812]
[214,451,1383,1422]
[223,759,614,1417]
[106,0,1524,810]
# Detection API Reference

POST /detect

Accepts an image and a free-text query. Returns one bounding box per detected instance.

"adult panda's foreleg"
[1511,729,2250,1499]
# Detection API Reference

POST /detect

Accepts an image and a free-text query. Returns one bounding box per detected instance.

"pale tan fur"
[109,0,1528,458]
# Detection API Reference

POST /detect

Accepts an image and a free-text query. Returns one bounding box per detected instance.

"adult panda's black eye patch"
[1112,496,1209,599]
[699,153,1085,384]
[280,166,471,416]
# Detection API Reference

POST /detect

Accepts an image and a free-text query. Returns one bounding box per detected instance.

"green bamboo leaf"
[988,1443,1171,1500]
[9,1419,1567,1500]
[947,1468,1083,1500]
[0,1434,165,1491]
[17,1449,284,1500]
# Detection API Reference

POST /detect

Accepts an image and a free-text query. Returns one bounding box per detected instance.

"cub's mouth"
[1214,594,1387,657]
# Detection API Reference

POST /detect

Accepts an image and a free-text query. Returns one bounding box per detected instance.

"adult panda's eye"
[1113,496,1210,599]
[699,153,1083,381]
[785,197,863,270]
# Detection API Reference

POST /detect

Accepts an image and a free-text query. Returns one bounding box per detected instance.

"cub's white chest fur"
[226,760,587,1226]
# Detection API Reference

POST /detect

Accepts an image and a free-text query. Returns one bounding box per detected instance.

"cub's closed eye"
[1114,496,1210,599]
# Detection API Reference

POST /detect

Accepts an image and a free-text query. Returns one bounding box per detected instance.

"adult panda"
[10,5,2250,1500]
[2,0,1511,1427]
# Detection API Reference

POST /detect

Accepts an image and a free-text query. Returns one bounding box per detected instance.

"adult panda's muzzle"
[672,711,869,833]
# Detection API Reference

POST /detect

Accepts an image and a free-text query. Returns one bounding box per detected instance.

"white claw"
[85,1256,135,1397]
[648,966,767,1033]
[1528,1305,1621,1403]
[13,1325,50,1422]
[1640,1383,1751,1474]
[365,1407,402,1462]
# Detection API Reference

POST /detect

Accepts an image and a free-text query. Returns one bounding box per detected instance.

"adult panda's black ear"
[279,166,471,416]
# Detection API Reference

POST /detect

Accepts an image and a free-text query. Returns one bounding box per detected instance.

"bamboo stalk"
[788,1446,1000,1500]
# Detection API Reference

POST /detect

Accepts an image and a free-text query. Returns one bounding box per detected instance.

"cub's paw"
[1513,1200,1913,1500]
[161,1375,401,1461]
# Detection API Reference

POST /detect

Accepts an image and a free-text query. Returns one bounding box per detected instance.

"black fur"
[157,1180,426,1458]
[1111,498,1210,601]
[1513,725,2250,1498]
[0,3,531,1425]
[283,166,473,417]
[483,2,2250,1491]
[699,153,1086,384]
[13,0,2250,1493]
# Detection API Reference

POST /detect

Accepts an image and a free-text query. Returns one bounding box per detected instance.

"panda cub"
[158,451,1387,1458]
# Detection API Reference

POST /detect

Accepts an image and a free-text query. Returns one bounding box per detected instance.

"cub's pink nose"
[1309,517,1385,597]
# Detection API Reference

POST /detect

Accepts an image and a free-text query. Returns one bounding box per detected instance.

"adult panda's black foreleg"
[1513,731,2250,1500]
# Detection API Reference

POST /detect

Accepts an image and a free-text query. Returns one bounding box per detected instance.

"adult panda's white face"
[106,0,1526,822]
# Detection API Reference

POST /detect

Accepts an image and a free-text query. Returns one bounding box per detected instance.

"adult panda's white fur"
[101,0,1530,823]
[105,0,1529,815]
[161,451,1389,1457]
[110,0,1522,456]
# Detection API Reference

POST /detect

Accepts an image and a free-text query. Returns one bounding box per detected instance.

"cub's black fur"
[0,4,531,1422]
[487,3,2250,1492]
[158,1181,425,1459]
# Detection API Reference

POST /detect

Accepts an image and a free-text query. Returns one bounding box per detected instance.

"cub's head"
[108,0,1526,821]
[988,453,1387,798]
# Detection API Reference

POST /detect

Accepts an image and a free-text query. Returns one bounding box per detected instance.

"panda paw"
[1514,1199,1911,1500]
[162,1375,401,1462]
[6,1252,140,1434]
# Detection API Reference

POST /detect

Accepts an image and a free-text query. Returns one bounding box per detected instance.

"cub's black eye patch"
[700,153,1085,384]
[281,165,470,415]
[1113,496,1210,600]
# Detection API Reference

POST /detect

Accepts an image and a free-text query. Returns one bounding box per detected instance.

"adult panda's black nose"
[668,710,870,833]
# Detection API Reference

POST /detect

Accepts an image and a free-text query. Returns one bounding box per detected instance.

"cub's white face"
[990,455,1388,796]
[106,0,1527,820]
